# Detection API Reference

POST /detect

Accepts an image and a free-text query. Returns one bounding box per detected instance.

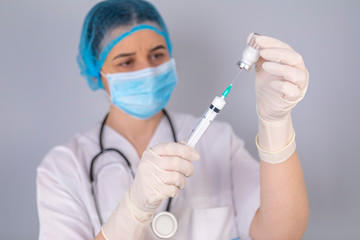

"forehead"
[106,30,168,59]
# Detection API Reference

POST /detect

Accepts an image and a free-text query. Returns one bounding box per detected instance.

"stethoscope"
[90,109,178,238]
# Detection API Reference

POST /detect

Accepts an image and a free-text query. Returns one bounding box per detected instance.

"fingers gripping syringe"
[185,33,261,148]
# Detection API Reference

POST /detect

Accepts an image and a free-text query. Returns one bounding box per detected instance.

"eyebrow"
[112,45,166,61]
[112,52,135,61]
[149,45,166,52]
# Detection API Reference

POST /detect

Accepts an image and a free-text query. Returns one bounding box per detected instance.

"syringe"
[186,83,234,148]
[185,33,261,148]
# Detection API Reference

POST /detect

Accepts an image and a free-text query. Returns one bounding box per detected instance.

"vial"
[236,33,261,71]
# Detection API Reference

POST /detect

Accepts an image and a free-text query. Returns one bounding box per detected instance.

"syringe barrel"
[186,96,226,148]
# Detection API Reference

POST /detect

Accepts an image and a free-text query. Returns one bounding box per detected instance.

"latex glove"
[253,34,309,164]
[130,142,199,214]
[102,142,200,239]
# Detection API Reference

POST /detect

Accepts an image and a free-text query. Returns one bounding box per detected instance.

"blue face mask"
[102,59,178,119]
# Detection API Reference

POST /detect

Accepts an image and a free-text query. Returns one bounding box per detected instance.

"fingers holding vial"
[239,33,309,120]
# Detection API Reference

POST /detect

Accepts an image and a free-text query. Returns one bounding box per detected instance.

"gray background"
[1,0,359,239]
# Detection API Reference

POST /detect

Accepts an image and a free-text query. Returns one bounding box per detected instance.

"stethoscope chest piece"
[151,211,177,238]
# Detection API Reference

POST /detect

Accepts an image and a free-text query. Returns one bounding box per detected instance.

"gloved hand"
[130,142,199,214]
[102,142,200,239]
[253,34,309,164]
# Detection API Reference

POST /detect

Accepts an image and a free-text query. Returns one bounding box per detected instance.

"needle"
[231,69,242,86]
[222,69,243,98]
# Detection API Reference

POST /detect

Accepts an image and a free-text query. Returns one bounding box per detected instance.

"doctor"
[37,0,309,239]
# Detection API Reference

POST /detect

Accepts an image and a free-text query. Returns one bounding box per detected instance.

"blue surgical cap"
[77,0,172,91]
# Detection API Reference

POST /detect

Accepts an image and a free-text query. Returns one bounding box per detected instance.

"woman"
[37,0,309,239]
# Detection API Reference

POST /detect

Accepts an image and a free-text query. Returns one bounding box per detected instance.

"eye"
[119,59,134,67]
[149,52,168,66]
[150,53,164,60]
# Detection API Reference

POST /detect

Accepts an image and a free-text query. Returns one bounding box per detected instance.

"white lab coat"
[37,111,260,240]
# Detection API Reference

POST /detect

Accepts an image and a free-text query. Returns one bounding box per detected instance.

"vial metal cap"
[236,61,251,71]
